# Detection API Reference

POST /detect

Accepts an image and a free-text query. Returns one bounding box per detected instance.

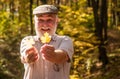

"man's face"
[34,13,58,37]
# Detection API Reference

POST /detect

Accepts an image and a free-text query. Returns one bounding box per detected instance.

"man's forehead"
[36,13,57,17]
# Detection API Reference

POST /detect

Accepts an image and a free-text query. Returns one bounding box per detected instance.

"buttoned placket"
[35,35,57,79]
[33,36,45,79]
[45,36,56,79]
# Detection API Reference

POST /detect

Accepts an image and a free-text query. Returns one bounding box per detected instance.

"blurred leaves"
[57,2,101,78]
[0,0,120,79]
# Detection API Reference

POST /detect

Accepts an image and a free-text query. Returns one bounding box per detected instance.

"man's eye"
[47,19,53,22]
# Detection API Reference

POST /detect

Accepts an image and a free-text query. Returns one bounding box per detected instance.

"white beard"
[35,26,57,38]
[35,30,42,38]
[34,16,58,37]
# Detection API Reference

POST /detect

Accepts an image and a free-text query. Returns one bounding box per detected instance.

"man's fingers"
[24,46,39,63]
[25,47,34,54]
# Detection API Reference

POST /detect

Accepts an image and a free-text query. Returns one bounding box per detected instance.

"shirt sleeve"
[58,36,74,62]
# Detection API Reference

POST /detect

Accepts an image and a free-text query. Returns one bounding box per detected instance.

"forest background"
[0,0,120,79]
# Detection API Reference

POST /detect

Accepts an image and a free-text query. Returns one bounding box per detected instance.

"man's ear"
[33,16,36,23]
[56,18,59,24]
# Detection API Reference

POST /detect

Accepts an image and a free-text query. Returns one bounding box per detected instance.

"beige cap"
[33,5,58,15]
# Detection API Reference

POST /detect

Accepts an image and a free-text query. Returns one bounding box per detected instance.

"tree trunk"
[91,0,109,67]
[40,0,47,4]
[9,0,15,20]
[54,0,60,5]
[111,0,117,27]
[30,0,33,35]
[54,0,60,10]
[36,0,39,6]
[91,0,100,36]
[87,0,92,7]
[100,0,109,66]
[116,0,120,26]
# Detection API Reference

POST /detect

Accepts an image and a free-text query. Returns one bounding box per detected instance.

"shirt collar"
[34,34,57,42]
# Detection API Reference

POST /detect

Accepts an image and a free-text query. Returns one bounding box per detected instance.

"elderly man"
[20,4,74,79]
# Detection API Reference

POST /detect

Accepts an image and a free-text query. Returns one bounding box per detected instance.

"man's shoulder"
[22,35,34,40]
[56,34,69,38]
[55,35,72,41]
[21,35,38,41]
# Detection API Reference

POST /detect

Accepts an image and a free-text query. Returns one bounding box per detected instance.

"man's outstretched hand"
[21,47,39,64]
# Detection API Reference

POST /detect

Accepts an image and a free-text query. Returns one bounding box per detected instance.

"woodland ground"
[84,28,120,79]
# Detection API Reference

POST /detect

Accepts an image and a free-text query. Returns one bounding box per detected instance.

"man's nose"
[42,21,49,26]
